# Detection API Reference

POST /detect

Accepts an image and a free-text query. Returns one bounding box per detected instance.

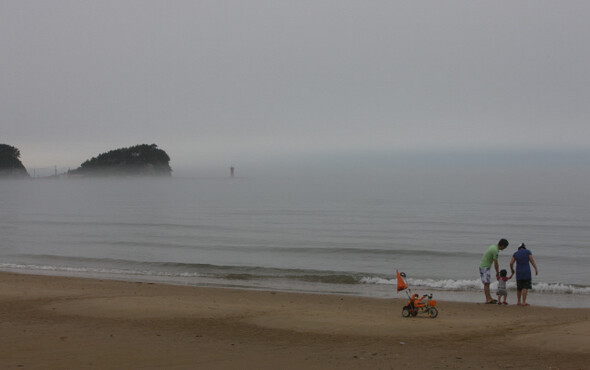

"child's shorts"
[497,289,507,296]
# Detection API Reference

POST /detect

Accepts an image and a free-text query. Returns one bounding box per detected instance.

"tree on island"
[69,144,172,177]
[0,144,30,178]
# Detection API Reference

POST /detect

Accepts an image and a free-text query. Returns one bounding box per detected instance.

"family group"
[479,239,539,305]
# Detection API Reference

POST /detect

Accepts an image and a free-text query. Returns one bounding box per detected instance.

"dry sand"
[1,271,589,369]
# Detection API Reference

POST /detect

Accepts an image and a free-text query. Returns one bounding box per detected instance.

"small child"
[497,269,512,305]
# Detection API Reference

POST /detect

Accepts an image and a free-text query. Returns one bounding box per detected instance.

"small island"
[68,144,172,177]
[0,144,30,178]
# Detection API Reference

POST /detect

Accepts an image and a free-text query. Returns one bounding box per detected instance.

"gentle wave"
[12,218,244,235]
[2,260,588,296]
[0,262,203,278]
[362,276,590,295]
[533,282,590,295]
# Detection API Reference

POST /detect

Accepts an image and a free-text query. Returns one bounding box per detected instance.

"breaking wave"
[2,259,588,296]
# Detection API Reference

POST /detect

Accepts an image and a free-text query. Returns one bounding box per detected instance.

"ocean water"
[1,176,589,308]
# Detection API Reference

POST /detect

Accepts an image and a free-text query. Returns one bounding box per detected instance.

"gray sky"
[2,1,590,177]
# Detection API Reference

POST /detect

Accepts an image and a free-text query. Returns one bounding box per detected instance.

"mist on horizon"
[3,1,589,206]
[163,148,589,206]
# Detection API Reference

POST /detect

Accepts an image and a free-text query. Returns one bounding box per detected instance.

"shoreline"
[2,266,589,309]
[1,271,589,369]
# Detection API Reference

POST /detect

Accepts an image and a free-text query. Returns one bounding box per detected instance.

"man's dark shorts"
[517,279,532,290]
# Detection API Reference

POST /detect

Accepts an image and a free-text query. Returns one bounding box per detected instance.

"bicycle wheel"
[428,307,438,318]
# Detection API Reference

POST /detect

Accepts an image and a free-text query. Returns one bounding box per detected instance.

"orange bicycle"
[397,270,438,318]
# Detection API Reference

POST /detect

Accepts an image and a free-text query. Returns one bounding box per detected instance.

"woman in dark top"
[510,243,539,306]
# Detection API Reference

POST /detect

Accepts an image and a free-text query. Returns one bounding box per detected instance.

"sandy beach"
[1,272,589,369]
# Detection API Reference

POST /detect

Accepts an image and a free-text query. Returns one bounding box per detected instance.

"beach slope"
[1,272,588,369]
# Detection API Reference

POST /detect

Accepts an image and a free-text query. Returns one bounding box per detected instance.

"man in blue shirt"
[510,243,539,306]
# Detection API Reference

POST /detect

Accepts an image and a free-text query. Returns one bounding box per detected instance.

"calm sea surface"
[1,177,589,307]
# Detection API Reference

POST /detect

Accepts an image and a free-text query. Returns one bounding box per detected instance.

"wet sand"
[1,272,589,369]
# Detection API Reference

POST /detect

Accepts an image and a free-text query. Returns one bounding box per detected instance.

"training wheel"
[402,307,411,317]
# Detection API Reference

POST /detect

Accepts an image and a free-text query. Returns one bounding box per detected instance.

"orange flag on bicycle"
[396,270,407,292]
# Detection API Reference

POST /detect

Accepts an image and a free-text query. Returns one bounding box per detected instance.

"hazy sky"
[2,1,589,177]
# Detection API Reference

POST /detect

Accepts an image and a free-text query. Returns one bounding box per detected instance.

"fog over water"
[194,149,590,206]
